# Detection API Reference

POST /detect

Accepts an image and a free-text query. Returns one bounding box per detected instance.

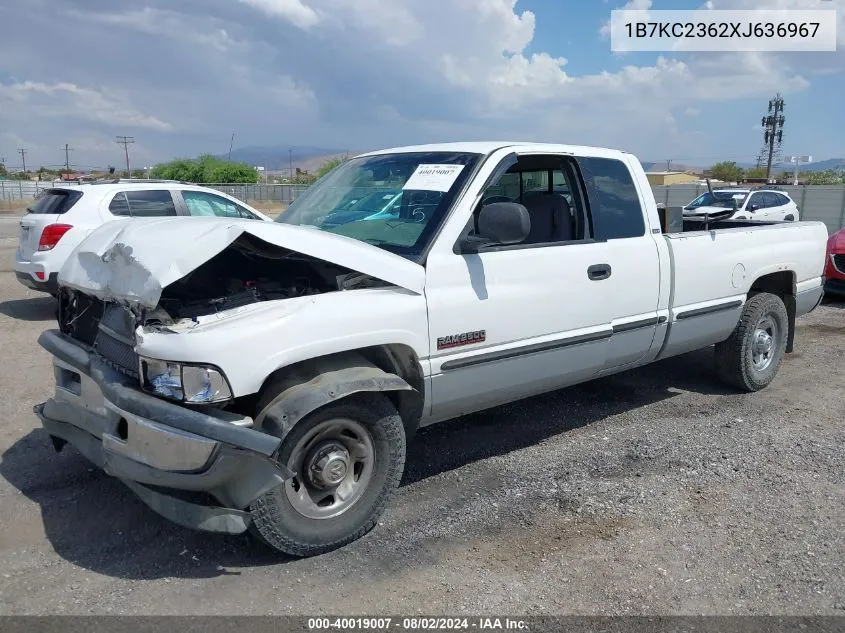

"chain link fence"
[2,179,844,233]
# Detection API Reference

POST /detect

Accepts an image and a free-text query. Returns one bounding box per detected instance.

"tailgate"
[17,189,83,260]
[18,213,60,260]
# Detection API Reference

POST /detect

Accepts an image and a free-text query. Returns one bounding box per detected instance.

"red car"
[825,227,845,297]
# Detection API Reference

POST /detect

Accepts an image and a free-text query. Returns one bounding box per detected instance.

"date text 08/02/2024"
[307,617,529,630]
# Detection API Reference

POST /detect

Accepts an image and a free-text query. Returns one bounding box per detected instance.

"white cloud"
[0,0,839,167]
[238,0,321,29]
[0,81,172,131]
[685,107,701,117]
[600,0,652,38]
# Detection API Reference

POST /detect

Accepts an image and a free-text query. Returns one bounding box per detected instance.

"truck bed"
[656,220,828,360]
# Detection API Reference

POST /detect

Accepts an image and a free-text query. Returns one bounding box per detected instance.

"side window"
[182,190,255,219]
[576,157,645,241]
[747,192,766,210]
[774,193,790,207]
[481,172,519,203]
[108,190,177,217]
[473,157,590,247]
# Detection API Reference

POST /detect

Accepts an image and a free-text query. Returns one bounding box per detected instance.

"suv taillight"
[38,224,73,251]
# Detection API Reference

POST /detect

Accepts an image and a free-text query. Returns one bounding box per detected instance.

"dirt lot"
[0,215,843,615]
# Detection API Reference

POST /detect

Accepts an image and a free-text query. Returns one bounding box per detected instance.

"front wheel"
[249,393,406,557]
[714,292,788,391]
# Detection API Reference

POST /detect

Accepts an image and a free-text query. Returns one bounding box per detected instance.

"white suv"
[683,188,799,222]
[15,181,271,295]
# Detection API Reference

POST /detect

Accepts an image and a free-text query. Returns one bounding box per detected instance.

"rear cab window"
[109,190,178,217]
[28,189,83,215]
[576,157,646,240]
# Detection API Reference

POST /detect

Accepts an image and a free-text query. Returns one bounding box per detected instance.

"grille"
[93,304,140,378]
[833,254,845,275]
[94,331,140,378]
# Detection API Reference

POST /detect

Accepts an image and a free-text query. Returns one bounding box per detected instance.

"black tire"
[249,393,405,557]
[784,214,795,221]
[714,292,788,392]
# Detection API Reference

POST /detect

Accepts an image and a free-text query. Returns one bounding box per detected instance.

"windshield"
[276,151,482,258]
[687,191,747,209]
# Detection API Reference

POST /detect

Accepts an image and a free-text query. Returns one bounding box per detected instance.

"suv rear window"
[109,190,178,217]
[28,189,83,215]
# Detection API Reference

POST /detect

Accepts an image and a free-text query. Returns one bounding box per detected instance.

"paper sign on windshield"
[403,164,465,192]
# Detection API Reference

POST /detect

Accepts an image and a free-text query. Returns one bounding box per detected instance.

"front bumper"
[824,277,845,297]
[35,329,292,534]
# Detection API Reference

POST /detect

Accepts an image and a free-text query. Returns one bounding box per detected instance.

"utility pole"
[18,148,28,175]
[227,132,235,163]
[761,94,785,183]
[115,136,135,178]
[63,144,73,171]
[665,159,672,172]
[289,149,293,181]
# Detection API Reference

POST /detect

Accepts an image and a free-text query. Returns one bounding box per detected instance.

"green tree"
[0,162,7,177]
[806,169,845,185]
[744,166,767,179]
[316,156,348,179]
[150,154,259,184]
[710,161,744,182]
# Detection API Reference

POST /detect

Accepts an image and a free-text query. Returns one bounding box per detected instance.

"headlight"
[140,357,233,404]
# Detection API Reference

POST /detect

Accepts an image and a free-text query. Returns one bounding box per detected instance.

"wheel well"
[256,345,425,439]
[749,271,797,353]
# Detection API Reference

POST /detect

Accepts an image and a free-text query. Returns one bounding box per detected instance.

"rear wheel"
[714,292,788,391]
[249,393,405,557]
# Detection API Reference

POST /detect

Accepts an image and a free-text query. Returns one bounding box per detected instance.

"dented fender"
[255,360,414,447]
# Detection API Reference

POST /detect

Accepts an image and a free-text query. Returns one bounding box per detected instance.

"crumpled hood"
[683,205,736,216]
[58,217,425,308]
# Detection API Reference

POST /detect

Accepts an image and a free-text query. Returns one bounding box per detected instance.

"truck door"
[575,155,662,371]
[424,153,617,422]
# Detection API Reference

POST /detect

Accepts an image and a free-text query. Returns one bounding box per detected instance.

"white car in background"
[15,181,271,295]
[683,188,799,222]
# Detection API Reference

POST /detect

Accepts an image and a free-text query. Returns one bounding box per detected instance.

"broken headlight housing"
[139,357,233,404]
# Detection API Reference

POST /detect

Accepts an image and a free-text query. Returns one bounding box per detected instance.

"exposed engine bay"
[151,233,371,323]
[56,233,389,377]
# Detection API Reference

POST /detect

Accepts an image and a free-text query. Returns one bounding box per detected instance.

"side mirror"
[732,199,739,212]
[477,202,530,244]
[459,202,531,253]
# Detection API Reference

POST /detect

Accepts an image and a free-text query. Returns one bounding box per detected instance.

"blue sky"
[0,0,843,170]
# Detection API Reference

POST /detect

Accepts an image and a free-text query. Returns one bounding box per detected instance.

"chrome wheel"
[751,315,778,371]
[284,418,375,520]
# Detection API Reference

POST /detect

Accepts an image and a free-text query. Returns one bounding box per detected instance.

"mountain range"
[641,158,845,173]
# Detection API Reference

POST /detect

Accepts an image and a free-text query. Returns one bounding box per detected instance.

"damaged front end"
[36,319,293,534]
[36,219,423,533]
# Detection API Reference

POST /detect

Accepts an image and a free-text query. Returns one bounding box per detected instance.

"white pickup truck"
[35,142,828,557]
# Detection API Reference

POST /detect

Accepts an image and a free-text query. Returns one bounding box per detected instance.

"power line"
[18,148,28,174]
[115,136,135,178]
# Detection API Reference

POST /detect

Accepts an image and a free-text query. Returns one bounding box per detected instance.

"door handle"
[587,264,612,281]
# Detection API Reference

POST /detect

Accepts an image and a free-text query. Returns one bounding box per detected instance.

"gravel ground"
[0,216,843,615]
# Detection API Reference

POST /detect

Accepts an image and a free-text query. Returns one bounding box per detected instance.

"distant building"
[646,171,701,186]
